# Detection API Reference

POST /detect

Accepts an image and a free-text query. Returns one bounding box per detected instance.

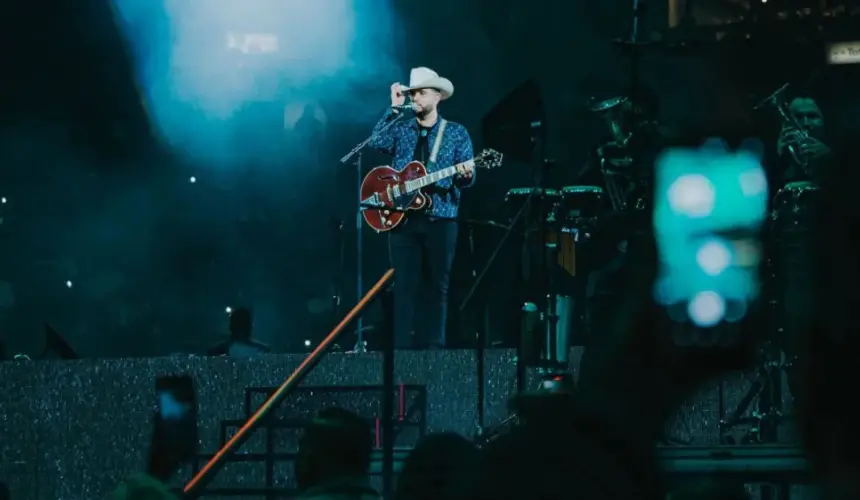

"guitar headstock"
[475,149,503,170]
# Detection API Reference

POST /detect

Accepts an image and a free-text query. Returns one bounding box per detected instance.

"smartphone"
[147,375,198,482]
[652,138,768,329]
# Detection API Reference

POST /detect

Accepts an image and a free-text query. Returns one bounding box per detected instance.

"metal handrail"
[183,268,396,498]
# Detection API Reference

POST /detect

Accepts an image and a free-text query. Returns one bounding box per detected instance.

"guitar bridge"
[361,194,383,209]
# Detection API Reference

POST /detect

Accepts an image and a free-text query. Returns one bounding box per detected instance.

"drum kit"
[467,0,657,446]
[473,76,823,445]
[468,0,826,447]
[466,181,605,448]
[501,183,605,346]
[481,80,654,373]
[464,77,624,442]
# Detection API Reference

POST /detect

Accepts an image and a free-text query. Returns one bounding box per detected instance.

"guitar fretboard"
[404,160,475,193]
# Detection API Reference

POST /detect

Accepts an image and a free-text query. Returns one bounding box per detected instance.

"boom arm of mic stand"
[340,110,408,165]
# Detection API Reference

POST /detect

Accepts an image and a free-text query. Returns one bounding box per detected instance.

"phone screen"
[652,139,769,329]
[148,375,198,481]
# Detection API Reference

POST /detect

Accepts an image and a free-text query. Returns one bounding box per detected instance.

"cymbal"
[611,38,719,51]
[590,96,628,113]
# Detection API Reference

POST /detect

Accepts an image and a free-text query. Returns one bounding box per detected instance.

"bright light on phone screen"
[653,139,768,328]
[158,392,191,420]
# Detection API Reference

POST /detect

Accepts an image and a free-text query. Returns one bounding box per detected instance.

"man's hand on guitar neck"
[455,163,474,180]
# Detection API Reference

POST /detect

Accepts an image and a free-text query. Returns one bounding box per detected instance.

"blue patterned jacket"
[367,109,475,220]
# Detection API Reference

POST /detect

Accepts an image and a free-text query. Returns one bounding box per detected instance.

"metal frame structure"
[185,385,427,498]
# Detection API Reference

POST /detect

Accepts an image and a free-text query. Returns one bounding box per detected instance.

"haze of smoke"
[112,0,405,165]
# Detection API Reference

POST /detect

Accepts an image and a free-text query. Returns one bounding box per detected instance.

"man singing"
[367,67,475,349]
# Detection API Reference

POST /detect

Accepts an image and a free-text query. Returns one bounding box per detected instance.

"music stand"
[482,79,545,164]
[482,79,547,298]
[481,79,548,306]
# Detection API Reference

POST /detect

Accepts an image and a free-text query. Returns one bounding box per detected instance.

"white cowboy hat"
[402,67,454,100]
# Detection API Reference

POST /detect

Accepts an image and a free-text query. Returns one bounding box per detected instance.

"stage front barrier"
[188,384,427,497]
[658,445,810,483]
[0,350,815,499]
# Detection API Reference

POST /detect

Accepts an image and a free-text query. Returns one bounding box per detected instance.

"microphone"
[392,103,416,112]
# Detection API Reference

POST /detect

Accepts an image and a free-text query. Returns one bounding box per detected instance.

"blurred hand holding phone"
[652,139,769,330]
[148,375,198,482]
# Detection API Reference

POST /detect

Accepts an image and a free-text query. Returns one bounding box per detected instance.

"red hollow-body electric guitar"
[360,149,503,232]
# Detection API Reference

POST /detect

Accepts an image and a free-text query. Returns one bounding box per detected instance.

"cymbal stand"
[718,342,789,444]
[718,228,794,446]
[463,221,489,435]
[331,217,346,333]
[610,0,647,138]
[721,247,787,446]
[340,109,408,351]
[459,191,535,438]
[531,126,566,374]
[627,0,646,102]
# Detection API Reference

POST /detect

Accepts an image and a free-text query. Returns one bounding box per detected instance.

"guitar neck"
[407,160,475,191]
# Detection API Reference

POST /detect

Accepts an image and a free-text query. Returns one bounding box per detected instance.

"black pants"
[388,215,458,349]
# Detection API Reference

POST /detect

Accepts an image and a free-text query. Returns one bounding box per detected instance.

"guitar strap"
[427,119,448,168]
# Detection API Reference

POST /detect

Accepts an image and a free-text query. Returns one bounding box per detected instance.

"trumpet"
[775,102,810,173]
[755,83,810,173]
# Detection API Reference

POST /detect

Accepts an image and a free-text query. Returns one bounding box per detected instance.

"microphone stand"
[527,122,566,377]
[340,109,408,351]
[332,217,346,333]
[626,0,645,108]
[534,130,563,374]
[459,184,536,437]
[464,221,489,436]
